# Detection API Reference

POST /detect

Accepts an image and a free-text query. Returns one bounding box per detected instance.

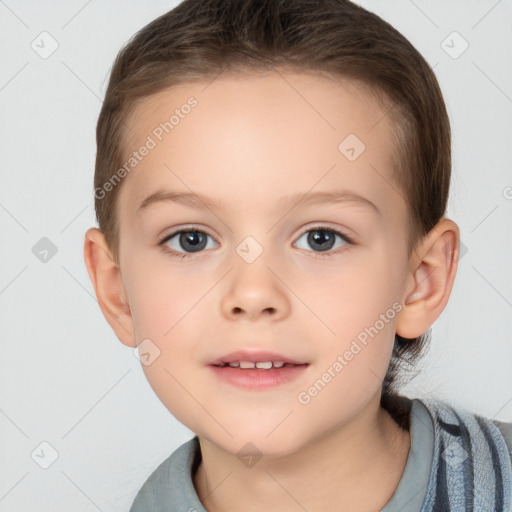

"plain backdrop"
[0,0,511,510]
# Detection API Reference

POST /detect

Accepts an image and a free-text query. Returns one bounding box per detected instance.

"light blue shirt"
[130,398,512,511]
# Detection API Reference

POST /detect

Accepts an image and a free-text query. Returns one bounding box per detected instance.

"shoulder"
[411,397,512,510]
[129,437,203,512]
[130,454,174,511]
[415,397,512,466]
[492,418,512,461]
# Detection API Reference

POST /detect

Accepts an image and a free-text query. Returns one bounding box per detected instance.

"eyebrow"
[136,189,381,216]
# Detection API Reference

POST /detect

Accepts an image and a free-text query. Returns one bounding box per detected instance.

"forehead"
[118,70,403,221]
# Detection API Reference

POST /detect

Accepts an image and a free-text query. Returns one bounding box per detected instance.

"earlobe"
[83,227,137,347]
[396,218,460,339]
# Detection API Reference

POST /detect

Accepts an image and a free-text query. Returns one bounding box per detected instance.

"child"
[83,0,512,510]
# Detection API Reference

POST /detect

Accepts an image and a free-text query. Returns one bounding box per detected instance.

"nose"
[220,259,291,322]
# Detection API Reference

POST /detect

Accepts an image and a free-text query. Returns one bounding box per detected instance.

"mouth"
[209,350,307,367]
[208,351,309,389]
[212,361,305,369]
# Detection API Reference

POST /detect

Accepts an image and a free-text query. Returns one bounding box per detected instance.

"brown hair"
[93,0,451,429]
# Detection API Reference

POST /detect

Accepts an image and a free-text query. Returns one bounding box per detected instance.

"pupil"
[308,230,334,252]
[181,231,206,252]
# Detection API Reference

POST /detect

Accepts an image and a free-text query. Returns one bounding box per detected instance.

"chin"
[203,424,308,461]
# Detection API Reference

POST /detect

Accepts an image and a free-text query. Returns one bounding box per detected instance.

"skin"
[84,69,459,511]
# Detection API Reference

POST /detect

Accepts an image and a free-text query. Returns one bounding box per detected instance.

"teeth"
[255,361,273,369]
[220,360,294,369]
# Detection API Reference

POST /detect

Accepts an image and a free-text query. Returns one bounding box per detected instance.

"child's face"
[116,71,412,455]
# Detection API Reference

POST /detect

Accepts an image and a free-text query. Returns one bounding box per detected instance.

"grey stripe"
[450,410,475,511]
[433,417,451,512]
[475,415,504,511]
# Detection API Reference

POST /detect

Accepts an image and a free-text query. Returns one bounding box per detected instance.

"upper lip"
[209,350,308,366]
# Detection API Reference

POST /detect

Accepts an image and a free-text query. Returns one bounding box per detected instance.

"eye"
[158,225,354,260]
[159,228,218,259]
[293,226,353,257]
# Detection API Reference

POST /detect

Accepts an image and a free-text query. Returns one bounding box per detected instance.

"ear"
[395,218,460,339]
[83,227,136,347]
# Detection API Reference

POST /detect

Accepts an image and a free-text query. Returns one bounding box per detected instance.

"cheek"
[303,251,401,387]
[125,254,220,369]
[125,261,209,425]
[302,251,399,333]
[126,257,201,338]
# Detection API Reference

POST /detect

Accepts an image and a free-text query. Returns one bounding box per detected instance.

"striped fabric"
[419,398,512,511]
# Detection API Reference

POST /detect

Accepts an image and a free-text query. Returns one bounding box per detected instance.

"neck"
[193,396,411,512]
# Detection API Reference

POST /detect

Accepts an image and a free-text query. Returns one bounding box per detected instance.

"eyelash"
[158,225,354,261]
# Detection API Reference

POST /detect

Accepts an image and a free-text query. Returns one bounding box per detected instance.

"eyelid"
[159,224,219,244]
[295,223,355,244]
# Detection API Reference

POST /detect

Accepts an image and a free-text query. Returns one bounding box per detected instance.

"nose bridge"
[235,234,267,266]
[221,233,290,320]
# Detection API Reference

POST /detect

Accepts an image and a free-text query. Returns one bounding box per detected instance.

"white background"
[0,1,511,510]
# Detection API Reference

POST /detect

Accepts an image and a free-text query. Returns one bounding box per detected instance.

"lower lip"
[209,364,308,390]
